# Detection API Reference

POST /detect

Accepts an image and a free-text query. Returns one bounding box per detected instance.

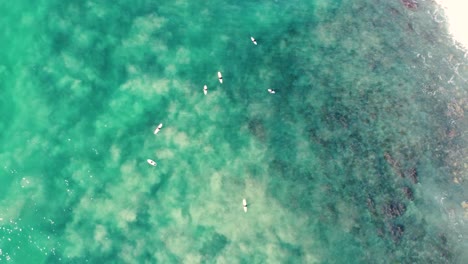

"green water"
[1,0,467,263]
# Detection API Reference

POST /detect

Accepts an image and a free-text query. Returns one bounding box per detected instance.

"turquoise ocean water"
[1,0,467,263]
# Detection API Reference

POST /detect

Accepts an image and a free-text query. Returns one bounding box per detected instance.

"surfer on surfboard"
[250,36,257,45]
[203,85,207,95]
[154,123,163,134]
[243,198,248,213]
[218,71,223,83]
[147,159,157,166]
[267,89,276,94]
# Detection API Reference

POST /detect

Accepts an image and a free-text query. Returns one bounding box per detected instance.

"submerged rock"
[402,186,414,201]
[384,152,403,178]
[405,167,418,184]
[401,0,418,9]
[367,196,377,215]
[384,152,398,167]
[382,201,407,218]
[389,224,405,243]
[446,100,464,119]
[377,226,385,238]
[446,128,458,139]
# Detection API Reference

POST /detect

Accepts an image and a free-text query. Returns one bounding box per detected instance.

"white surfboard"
[218,71,223,83]
[250,36,257,45]
[243,198,247,213]
[203,85,208,95]
[267,89,276,94]
[147,159,157,166]
[154,123,163,134]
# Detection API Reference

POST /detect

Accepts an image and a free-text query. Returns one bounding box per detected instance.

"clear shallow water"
[0,0,467,263]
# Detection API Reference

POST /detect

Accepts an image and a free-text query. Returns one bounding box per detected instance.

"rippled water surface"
[0,0,467,263]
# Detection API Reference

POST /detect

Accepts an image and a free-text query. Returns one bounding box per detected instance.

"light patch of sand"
[119,160,138,176]
[133,14,166,32]
[183,253,202,264]
[119,209,137,223]
[110,144,121,163]
[64,229,86,258]
[121,77,171,95]
[93,225,112,252]
[174,131,190,148]
[165,231,193,257]
[85,1,107,18]
[170,208,190,227]
[155,148,174,159]
[151,39,169,54]
[164,64,177,76]
[175,47,191,64]
[94,224,108,241]
[210,172,223,192]
[161,126,191,148]
[61,52,83,72]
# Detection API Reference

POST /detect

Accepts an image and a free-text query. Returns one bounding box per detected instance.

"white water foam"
[435,0,468,50]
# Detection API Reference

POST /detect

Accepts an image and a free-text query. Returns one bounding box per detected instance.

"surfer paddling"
[250,36,257,45]
[218,71,223,83]
[203,85,208,95]
[154,123,163,134]
[243,198,248,213]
